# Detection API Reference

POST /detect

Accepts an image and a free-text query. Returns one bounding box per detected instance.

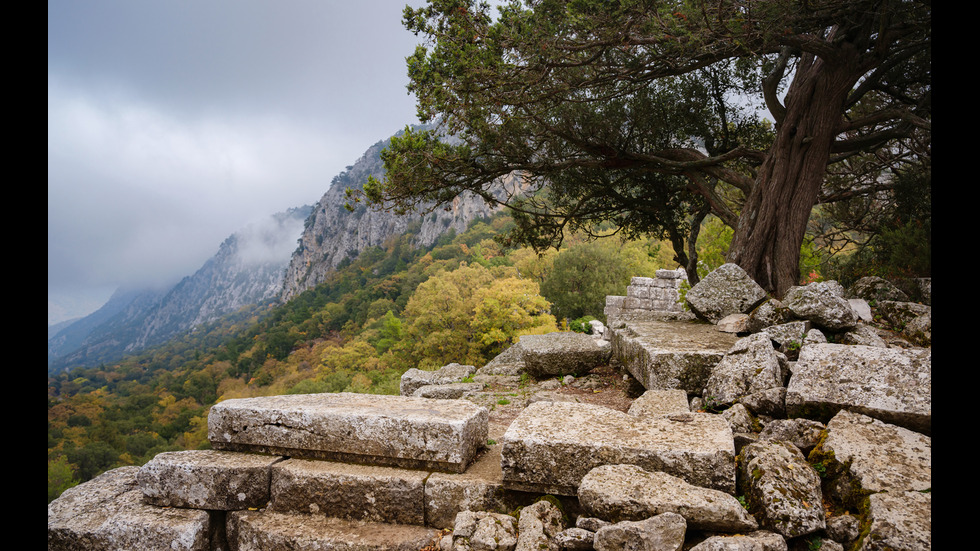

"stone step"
[227,510,442,551]
[610,320,738,394]
[269,459,428,525]
[500,401,736,496]
[138,449,284,510]
[207,392,489,473]
[48,467,213,551]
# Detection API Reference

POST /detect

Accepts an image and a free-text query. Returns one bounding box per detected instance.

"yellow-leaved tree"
[399,262,556,369]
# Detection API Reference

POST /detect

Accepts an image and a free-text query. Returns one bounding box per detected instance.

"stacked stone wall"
[604,268,688,321]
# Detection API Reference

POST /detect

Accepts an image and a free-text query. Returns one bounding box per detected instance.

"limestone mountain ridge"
[279,126,523,303]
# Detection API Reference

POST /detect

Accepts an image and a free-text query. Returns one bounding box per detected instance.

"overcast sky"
[48,0,431,324]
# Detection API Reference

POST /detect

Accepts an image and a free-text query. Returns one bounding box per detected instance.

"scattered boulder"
[451,510,518,551]
[593,513,687,551]
[516,499,565,551]
[904,310,931,346]
[413,382,485,399]
[737,387,787,419]
[520,332,611,378]
[687,530,787,551]
[208,392,489,473]
[847,276,909,303]
[611,320,737,394]
[848,298,873,322]
[745,299,793,334]
[782,281,858,332]
[761,321,810,351]
[685,263,769,323]
[626,389,690,418]
[703,333,788,407]
[756,419,826,456]
[401,363,478,396]
[738,441,825,539]
[554,527,595,551]
[716,313,749,333]
[838,323,888,347]
[578,464,758,532]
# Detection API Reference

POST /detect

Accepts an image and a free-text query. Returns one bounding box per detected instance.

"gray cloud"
[48,0,425,323]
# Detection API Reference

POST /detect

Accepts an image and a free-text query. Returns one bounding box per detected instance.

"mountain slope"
[280,129,522,302]
[48,206,311,372]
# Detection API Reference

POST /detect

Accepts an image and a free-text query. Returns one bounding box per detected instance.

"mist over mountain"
[48,126,523,374]
[48,206,312,373]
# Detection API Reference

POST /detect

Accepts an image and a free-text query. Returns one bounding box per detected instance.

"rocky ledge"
[48,266,931,551]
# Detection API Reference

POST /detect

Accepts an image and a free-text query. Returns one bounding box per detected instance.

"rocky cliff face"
[48,206,311,372]
[279,131,522,303]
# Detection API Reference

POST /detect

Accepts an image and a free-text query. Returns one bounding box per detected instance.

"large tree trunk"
[727,48,861,298]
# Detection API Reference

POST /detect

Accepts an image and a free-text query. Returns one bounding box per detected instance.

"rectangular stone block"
[630,277,655,286]
[269,459,427,525]
[611,320,737,393]
[500,401,736,496]
[605,296,626,308]
[208,393,489,473]
[786,344,931,435]
[626,285,651,299]
[138,450,283,510]
[623,297,653,310]
[227,510,442,551]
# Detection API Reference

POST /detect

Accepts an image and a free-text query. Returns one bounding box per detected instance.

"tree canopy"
[360,0,931,296]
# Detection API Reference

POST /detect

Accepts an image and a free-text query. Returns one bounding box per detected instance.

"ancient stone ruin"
[48,266,931,551]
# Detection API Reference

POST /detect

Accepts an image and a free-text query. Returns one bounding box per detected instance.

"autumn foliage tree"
[398,262,556,368]
[361,0,931,297]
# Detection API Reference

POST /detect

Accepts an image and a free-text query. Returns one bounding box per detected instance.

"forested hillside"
[47,211,676,501]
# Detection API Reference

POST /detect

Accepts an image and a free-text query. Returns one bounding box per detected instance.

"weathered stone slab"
[269,459,427,525]
[611,320,738,394]
[627,389,690,418]
[500,401,736,495]
[687,530,787,551]
[137,449,283,510]
[401,363,477,396]
[594,513,687,551]
[519,332,612,378]
[227,510,441,551]
[857,491,931,551]
[810,410,931,507]
[48,466,211,551]
[578,464,758,532]
[412,382,484,399]
[785,344,931,434]
[208,393,489,473]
